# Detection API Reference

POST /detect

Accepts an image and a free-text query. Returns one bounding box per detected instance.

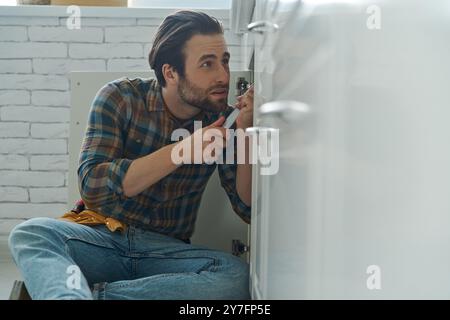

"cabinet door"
[252,0,450,299]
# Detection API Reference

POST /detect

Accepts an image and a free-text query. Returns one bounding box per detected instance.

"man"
[8,10,254,300]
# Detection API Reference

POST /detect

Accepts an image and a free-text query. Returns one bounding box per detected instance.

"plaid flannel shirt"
[78,77,251,240]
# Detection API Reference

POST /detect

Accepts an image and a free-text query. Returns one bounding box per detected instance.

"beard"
[177,76,228,113]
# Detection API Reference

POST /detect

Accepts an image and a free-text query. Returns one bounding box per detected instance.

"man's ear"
[162,64,179,86]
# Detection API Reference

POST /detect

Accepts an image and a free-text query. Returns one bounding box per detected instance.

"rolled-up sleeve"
[217,161,251,224]
[77,82,132,211]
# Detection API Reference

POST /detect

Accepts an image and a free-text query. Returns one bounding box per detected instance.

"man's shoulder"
[107,76,159,96]
[92,77,161,121]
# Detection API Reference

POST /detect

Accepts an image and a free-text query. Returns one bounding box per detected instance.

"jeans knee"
[8,217,60,254]
[223,254,249,276]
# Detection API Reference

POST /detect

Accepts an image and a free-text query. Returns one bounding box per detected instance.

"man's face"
[177,34,230,113]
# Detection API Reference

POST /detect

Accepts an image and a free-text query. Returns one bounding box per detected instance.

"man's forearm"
[236,163,252,206]
[122,142,180,198]
[236,136,252,206]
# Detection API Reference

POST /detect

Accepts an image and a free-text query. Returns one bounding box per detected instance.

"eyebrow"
[198,52,230,63]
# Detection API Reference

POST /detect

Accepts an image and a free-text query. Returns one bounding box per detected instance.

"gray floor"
[0,262,21,300]
[0,237,22,300]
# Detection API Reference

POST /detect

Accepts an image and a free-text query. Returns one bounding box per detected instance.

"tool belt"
[59,199,126,233]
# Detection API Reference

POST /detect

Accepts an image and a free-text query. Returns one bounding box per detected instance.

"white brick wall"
[0,187,28,202]
[0,90,30,105]
[0,17,59,26]
[60,17,137,26]
[0,123,29,138]
[31,123,69,139]
[107,59,148,71]
[33,59,106,75]
[0,155,28,170]
[0,203,68,219]
[0,138,67,154]
[136,18,164,26]
[30,155,68,171]
[0,42,67,59]
[69,43,143,59]
[1,106,70,122]
[31,91,70,106]
[29,26,103,43]
[0,60,32,74]
[0,171,65,187]
[0,219,25,237]
[29,187,67,203]
[105,26,157,42]
[0,8,244,225]
[0,26,28,42]
[0,74,69,90]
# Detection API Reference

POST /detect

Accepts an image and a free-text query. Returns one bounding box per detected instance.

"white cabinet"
[250,0,450,299]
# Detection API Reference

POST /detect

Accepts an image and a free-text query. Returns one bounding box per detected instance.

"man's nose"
[217,63,230,84]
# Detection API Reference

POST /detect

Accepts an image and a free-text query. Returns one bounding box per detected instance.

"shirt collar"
[147,78,165,112]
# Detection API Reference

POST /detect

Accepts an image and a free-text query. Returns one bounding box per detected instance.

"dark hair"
[148,10,224,87]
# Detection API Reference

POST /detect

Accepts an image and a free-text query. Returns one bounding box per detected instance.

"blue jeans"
[8,217,250,300]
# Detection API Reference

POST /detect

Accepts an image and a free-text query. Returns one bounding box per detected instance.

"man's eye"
[201,61,212,67]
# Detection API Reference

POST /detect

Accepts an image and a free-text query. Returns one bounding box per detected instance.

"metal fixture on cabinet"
[259,100,310,123]
[232,239,249,257]
[236,77,250,97]
[247,21,279,34]
[245,126,279,135]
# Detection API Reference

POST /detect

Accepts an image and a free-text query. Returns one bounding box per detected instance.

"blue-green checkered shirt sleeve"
[217,130,251,223]
[218,162,251,224]
[77,83,132,211]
